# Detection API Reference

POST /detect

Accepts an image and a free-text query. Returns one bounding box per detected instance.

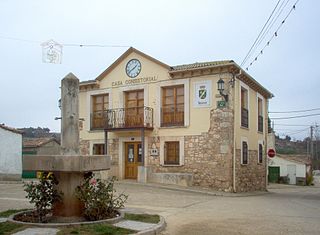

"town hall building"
[78,47,273,192]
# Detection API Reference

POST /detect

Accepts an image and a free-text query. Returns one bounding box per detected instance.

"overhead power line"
[242,0,300,71]
[271,113,320,120]
[0,35,129,48]
[273,123,311,127]
[269,107,320,114]
[240,0,282,67]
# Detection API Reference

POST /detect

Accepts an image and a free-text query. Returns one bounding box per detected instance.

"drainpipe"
[232,69,241,193]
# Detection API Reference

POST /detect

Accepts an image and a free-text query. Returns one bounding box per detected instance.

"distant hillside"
[275,135,320,169]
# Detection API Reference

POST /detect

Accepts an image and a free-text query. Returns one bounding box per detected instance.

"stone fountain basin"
[8,210,124,227]
[23,155,110,172]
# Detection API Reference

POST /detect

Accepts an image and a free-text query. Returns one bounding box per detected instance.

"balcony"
[241,107,249,128]
[91,106,153,131]
[160,107,184,127]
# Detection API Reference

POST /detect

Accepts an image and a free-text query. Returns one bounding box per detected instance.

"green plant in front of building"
[75,175,128,221]
[23,172,62,223]
[306,174,314,186]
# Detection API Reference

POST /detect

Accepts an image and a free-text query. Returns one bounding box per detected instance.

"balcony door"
[125,142,142,179]
[125,90,144,127]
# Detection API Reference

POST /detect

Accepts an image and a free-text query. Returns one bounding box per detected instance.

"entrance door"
[287,165,296,185]
[125,142,143,179]
[125,90,144,127]
[268,166,280,183]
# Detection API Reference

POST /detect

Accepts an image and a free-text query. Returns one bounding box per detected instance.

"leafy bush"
[23,172,62,222]
[75,175,128,221]
[306,174,314,186]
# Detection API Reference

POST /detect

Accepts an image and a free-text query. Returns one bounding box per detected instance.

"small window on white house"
[258,143,263,164]
[241,141,248,165]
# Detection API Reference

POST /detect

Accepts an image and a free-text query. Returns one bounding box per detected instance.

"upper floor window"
[91,94,109,129]
[241,87,249,128]
[161,85,184,127]
[241,141,248,165]
[258,97,263,132]
[258,143,263,164]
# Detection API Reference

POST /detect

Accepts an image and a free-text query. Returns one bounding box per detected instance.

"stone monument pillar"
[53,73,83,217]
[23,73,110,218]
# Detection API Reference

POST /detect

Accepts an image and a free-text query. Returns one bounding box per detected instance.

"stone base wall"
[0,173,21,181]
[235,149,266,192]
[79,139,119,179]
[147,108,234,192]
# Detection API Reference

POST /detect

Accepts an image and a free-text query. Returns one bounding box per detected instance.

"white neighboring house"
[0,124,23,181]
[268,154,312,185]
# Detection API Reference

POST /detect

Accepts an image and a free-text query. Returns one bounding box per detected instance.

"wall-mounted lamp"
[217,78,229,102]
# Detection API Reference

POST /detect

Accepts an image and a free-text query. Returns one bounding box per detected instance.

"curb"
[8,210,124,227]
[133,216,166,235]
[117,181,270,197]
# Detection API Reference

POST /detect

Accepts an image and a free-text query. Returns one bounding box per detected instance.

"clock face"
[126,59,141,78]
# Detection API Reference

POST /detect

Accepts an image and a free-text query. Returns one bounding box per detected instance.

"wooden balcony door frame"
[125,142,143,179]
[125,89,144,127]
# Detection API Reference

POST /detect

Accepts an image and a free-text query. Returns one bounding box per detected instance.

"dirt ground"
[1,182,319,235]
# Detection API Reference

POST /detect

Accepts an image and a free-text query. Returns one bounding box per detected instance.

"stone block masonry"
[148,108,234,192]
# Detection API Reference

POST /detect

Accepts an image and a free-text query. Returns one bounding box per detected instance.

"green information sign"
[217,100,226,108]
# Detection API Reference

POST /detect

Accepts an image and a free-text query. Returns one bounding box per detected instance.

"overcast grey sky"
[0,0,319,140]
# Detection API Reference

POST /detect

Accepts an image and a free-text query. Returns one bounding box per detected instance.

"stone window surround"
[86,88,112,131]
[156,78,190,128]
[160,136,185,166]
[241,136,249,165]
[239,81,250,129]
[257,92,264,133]
[258,140,264,164]
[118,84,149,109]
[89,140,105,155]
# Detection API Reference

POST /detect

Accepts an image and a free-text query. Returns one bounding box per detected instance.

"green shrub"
[306,174,313,186]
[23,172,62,222]
[75,175,128,221]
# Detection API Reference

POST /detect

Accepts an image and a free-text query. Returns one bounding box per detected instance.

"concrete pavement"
[1,181,320,234]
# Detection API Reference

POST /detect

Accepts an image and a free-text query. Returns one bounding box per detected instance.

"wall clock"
[126,59,141,78]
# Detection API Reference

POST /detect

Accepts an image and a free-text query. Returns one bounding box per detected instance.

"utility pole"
[310,126,314,159]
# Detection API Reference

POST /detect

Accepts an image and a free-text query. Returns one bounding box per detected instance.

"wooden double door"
[125,90,144,127]
[125,142,143,179]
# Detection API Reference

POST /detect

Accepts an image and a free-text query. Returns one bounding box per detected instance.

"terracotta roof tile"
[0,124,23,134]
[170,60,234,71]
[23,137,59,148]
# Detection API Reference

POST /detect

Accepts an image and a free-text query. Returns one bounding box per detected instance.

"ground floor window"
[241,141,248,165]
[160,137,184,166]
[93,144,105,155]
[258,143,263,164]
[164,141,180,165]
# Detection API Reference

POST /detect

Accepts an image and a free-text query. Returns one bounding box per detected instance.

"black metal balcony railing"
[91,106,153,130]
[258,115,263,132]
[241,107,249,128]
[160,107,184,127]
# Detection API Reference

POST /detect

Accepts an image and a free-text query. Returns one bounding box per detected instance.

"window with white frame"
[160,137,184,166]
[257,96,263,132]
[241,86,249,128]
[241,140,248,165]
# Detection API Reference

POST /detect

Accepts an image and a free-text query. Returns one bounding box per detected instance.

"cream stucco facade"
[78,47,273,192]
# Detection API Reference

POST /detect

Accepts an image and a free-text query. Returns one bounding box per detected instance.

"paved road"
[1,182,319,235]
